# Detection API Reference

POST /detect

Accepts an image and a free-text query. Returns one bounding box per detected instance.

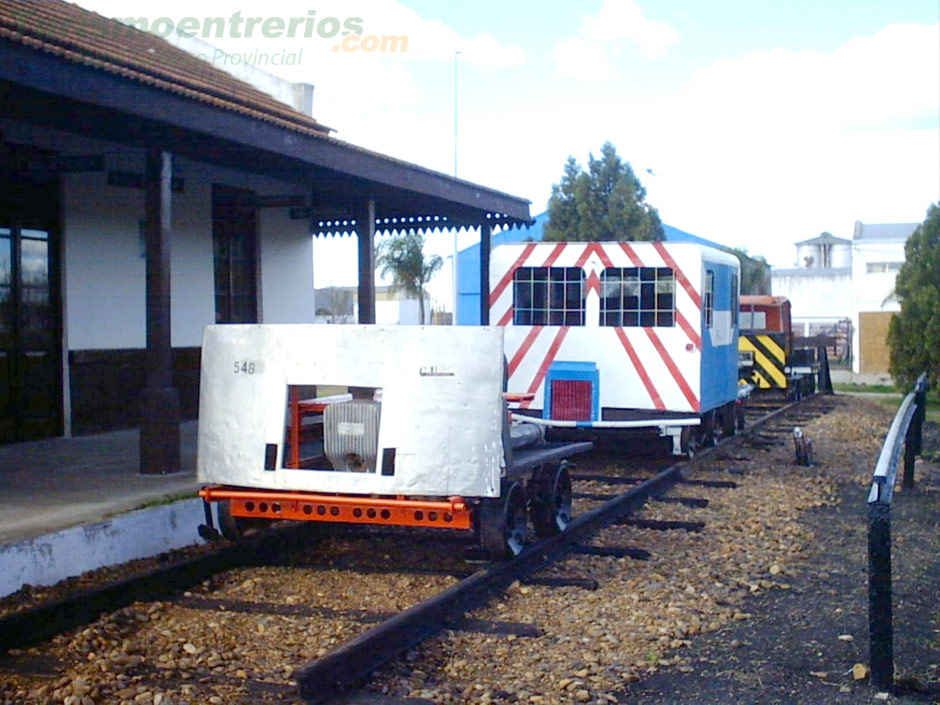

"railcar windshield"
[599,266,675,327]
[512,266,585,325]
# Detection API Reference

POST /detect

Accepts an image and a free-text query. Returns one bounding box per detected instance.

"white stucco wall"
[851,242,904,315]
[259,205,315,323]
[61,154,314,349]
[367,296,429,324]
[850,240,906,372]
[62,168,147,349]
[167,178,216,347]
[771,269,852,319]
[2,118,318,433]
[3,122,315,350]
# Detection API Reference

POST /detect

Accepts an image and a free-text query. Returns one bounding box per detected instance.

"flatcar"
[738,295,818,398]
[489,241,743,454]
[196,325,591,559]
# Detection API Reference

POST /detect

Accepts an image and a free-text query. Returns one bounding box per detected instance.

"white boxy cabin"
[490,241,741,450]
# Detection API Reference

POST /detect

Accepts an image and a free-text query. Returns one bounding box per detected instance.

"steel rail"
[293,392,821,702]
[0,524,308,652]
[0,548,239,652]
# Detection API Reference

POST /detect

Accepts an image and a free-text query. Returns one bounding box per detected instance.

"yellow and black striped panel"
[739,333,788,389]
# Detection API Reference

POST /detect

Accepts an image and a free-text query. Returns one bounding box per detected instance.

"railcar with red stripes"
[490,241,742,454]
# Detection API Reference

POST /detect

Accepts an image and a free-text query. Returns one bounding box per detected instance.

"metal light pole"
[452,50,462,325]
[454,50,461,177]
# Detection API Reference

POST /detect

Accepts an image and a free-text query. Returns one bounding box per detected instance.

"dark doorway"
[211,184,259,324]
[0,146,62,442]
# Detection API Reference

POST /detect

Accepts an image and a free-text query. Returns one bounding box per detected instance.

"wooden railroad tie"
[653,496,709,508]
[613,518,706,532]
[522,576,599,590]
[571,545,651,561]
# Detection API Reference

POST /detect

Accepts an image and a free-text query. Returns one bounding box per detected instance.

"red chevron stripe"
[521,327,570,409]
[594,242,614,268]
[508,326,543,377]
[653,241,701,308]
[618,242,644,267]
[489,242,536,307]
[541,242,567,267]
[497,307,514,327]
[586,270,601,296]
[613,328,665,410]
[675,310,701,350]
[645,328,699,411]
[574,242,615,269]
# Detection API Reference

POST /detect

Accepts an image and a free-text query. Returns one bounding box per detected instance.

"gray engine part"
[324,400,381,472]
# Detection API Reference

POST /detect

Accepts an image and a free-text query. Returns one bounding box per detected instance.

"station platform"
[0,422,201,545]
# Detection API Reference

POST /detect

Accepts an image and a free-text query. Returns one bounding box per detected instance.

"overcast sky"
[76,0,940,311]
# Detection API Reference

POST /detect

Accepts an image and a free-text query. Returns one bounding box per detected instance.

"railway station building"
[0,0,531,469]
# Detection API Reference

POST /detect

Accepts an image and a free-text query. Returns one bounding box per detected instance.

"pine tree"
[888,203,940,388]
[544,142,664,242]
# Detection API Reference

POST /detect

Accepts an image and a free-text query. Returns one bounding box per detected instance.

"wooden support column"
[479,221,493,325]
[139,149,180,475]
[356,199,376,324]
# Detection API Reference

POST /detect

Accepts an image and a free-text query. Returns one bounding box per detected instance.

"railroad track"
[0,393,840,705]
[293,393,838,702]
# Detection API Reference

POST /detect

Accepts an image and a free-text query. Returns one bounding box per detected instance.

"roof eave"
[0,38,532,224]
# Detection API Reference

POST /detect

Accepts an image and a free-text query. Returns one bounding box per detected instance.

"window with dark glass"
[512,267,584,326]
[704,270,714,328]
[212,185,258,324]
[599,267,675,327]
[730,273,739,326]
[0,167,61,442]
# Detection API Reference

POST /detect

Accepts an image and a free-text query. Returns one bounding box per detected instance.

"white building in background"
[850,221,916,376]
[772,232,853,364]
[771,222,917,376]
[314,286,430,325]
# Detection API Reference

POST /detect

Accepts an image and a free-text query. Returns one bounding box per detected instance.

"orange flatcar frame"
[200,486,472,530]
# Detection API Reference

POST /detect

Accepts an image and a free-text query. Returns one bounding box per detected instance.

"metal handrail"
[867,371,928,691]
[867,384,920,503]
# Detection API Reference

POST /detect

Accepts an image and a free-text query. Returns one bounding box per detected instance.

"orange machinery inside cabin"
[739,295,793,353]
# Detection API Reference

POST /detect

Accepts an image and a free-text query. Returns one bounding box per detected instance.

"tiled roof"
[853,222,918,242]
[0,0,532,223]
[0,0,333,136]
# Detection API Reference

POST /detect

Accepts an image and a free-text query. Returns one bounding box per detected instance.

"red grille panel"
[551,380,593,421]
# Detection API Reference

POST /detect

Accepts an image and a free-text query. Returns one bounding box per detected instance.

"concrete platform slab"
[0,422,201,545]
[0,498,206,597]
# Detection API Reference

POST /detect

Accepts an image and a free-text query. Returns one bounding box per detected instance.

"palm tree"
[376,231,443,324]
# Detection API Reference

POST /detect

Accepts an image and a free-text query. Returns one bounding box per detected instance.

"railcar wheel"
[701,411,717,447]
[531,461,573,538]
[679,427,698,458]
[478,481,528,560]
[720,402,737,437]
[217,500,248,542]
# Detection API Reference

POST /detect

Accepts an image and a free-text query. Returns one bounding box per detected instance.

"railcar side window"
[599,267,675,327]
[704,270,714,328]
[512,266,585,326]
[730,274,739,326]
